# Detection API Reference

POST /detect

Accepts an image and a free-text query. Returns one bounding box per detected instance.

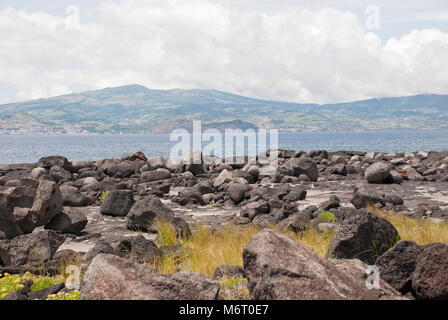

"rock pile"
[0,149,447,300]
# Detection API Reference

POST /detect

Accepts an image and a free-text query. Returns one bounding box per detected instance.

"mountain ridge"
[0,85,447,134]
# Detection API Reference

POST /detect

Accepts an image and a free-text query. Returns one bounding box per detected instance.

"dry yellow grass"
[366,203,448,246]
[153,206,448,279]
[154,221,335,277]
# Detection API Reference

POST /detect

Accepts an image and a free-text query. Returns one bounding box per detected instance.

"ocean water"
[1,130,448,164]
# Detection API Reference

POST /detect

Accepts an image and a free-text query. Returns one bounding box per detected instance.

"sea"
[1,130,448,164]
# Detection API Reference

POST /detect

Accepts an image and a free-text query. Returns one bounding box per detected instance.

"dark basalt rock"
[375,241,423,294]
[80,254,220,300]
[243,229,403,300]
[412,243,448,300]
[45,207,88,235]
[326,210,399,264]
[100,190,135,217]
[127,195,174,231]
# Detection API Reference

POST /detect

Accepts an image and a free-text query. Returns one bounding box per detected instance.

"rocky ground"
[1,149,448,300]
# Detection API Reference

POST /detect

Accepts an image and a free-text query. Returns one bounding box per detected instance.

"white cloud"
[0,0,447,104]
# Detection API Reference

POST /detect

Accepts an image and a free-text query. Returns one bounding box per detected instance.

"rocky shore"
[1,149,448,300]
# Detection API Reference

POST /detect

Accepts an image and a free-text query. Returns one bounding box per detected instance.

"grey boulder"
[80,254,220,300]
[243,229,403,300]
[326,210,399,264]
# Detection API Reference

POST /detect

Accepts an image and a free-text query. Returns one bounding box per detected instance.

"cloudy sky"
[0,0,447,104]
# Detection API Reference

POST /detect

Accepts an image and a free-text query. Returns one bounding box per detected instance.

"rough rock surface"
[375,241,423,294]
[80,254,220,300]
[412,243,448,300]
[100,190,135,217]
[326,210,399,264]
[365,162,391,183]
[0,230,66,266]
[127,195,174,231]
[44,207,88,234]
[243,229,404,300]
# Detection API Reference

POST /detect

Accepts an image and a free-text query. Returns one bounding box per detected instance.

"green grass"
[46,290,80,300]
[0,272,64,300]
[318,211,338,220]
[98,190,109,203]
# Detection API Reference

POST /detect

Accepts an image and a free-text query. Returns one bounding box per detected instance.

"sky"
[0,0,447,104]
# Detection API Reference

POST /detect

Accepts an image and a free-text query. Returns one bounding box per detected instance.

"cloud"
[0,0,447,104]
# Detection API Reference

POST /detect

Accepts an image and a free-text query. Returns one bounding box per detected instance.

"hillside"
[0,84,447,133]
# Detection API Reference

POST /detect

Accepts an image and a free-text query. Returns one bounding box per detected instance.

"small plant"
[98,190,109,202]
[218,276,250,300]
[0,272,63,300]
[46,290,80,300]
[318,211,338,221]
[152,218,179,247]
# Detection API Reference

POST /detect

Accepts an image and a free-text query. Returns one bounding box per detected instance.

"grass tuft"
[154,222,335,277]
[318,211,338,221]
[366,203,448,246]
[98,190,109,203]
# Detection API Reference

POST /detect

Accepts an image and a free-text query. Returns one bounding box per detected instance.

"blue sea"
[1,130,448,164]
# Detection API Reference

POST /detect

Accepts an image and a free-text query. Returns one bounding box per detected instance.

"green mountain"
[0,84,447,133]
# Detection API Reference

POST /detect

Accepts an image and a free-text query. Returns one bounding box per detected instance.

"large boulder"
[281,157,318,181]
[326,163,347,176]
[127,195,174,231]
[213,169,233,188]
[141,168,171,182]
[412,243,448,300]
[0,230,66,266]
[0,191,22,239]
[183,151,207,176]
[175,188,205,206]
[403,166,424,181]
[146,157,167,171]
[326,210,399,264]
[60,185,90,207]
[44,207,88,235]
[3,181,63,236]
[80,254,220,300]
[227,182,247,204]
[116,235,163,264]
[282,186,307,202]
[31,180,64,227]
[100,190,135,217]
[375,241,423,294]
[49,165,72,183]
[240,200,270,221]
[243,229,403,300]
[37,156,72,172]
[0,186,36,236]
[106,162,135,178]
[365,162,391,183]
[351,184,385,209]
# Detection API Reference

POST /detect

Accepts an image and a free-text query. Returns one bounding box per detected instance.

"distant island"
[0,84,447,134]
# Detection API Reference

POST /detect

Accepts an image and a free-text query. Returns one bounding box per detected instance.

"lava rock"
[100,190,135,217]
[412,243,448,300]
[243,229,403,300]
[375,241,422,294]
[80,254,220,300]
[326,210,400,264]
[45,207,88,235]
